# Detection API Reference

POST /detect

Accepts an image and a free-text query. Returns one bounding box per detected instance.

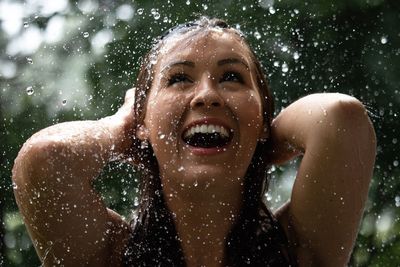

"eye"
[168,73,192,86]
[220,71,244,83]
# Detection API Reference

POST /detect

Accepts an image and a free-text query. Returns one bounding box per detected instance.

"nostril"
[211,102,220,107]
[195,102,205,107]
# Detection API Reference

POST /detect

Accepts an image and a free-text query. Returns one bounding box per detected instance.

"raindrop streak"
[26,86,34,95]
[380,36,388,44]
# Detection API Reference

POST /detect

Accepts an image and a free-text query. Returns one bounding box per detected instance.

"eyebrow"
[161,60,195,73]
[161,57,250,73]
[217,58,249,69]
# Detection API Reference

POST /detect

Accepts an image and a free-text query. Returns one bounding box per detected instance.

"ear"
[136,124,150,141]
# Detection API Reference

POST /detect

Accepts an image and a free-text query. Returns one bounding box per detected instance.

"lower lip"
[185,144,229,156]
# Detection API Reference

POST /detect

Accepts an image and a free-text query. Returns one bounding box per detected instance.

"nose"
[190,74,224,109]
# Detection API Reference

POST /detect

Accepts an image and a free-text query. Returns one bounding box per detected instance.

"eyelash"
[167,73,192,86]
[220,71,244,83]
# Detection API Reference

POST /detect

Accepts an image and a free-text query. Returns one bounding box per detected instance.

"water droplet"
[186,0,190,5]
[23,21,29,28]
[293,51,300,60]
[395,196,400,207]
[193,180,198,187]
[26,57,33,64]
[202,4,208,10]
[12,181,18,189]
[62,99,67,105]
[392,138,397,144]
[269,7,276,14]
[393,160,399,167]
[83,32,89,38]
[178,166,185,172]
[254,31,261,40]
[151,8,160,20]
[273,61,280,67]
[26,86,34,95]
[281,45,288,52]
[159,134,165,140]
[380,36,388,44]
[137,8,144,15]
[281,62,289,73]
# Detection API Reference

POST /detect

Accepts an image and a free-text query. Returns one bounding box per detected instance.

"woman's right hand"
[100,88,136,159]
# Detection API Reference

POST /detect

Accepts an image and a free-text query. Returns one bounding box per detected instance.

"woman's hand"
[100,88,136,159]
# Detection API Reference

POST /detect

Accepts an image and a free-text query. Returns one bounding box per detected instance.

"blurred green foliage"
[1,0,399,266]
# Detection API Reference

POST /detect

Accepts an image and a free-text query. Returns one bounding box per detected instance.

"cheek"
[227,91,264,129]
[145,92,188,143]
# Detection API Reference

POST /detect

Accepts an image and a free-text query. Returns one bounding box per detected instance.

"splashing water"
[26,86,34,95]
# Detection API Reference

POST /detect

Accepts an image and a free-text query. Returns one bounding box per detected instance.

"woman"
[12,18,376,266]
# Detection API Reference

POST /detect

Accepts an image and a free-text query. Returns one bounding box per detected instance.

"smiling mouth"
[182,123,233,148]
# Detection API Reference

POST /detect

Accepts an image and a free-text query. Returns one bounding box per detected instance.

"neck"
[163,178,243,267]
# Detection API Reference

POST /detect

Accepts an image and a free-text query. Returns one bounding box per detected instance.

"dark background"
[0,0,399,266]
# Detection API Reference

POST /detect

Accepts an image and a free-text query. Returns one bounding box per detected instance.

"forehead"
[156,29,252,69]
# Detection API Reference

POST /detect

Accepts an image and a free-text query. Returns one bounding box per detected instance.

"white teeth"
[183,124,231,138]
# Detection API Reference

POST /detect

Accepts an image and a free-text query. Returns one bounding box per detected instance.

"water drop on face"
[178,166,184,172]
[380,36,388,44]
[83,32,89,38]
[254,31,261,40]
[137,8,144,15]
[26,86,34,95]
[193,180,198,187]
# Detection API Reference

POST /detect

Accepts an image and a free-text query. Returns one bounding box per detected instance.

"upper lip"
[181,117,234,137]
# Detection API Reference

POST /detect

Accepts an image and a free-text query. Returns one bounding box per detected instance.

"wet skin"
[138,30,266,196]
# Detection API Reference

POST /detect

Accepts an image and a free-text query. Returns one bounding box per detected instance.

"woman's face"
[139,30,266,190]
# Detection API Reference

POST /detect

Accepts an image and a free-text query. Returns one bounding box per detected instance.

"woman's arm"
[12,89,135,266]
[271,93,376,267]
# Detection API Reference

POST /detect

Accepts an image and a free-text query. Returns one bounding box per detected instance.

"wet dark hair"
[123,17,295,266]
